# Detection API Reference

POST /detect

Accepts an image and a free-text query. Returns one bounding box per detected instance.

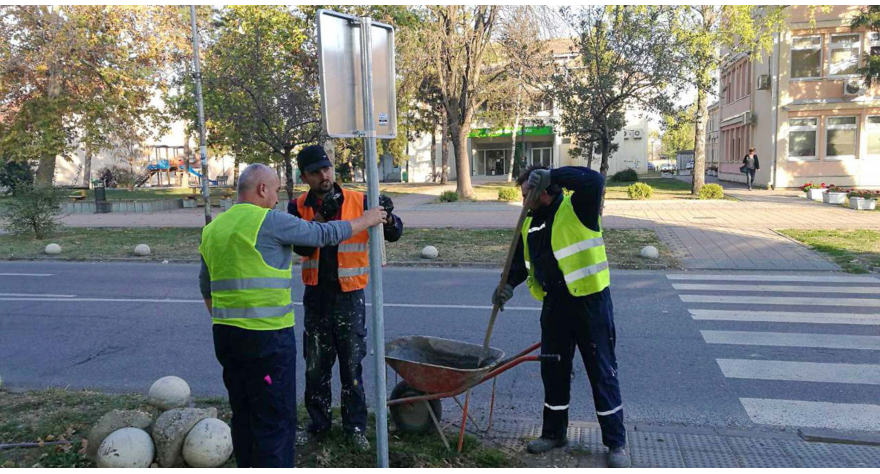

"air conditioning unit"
[844,78,866,96]
[756,74,770,90]
[633,130,643,139]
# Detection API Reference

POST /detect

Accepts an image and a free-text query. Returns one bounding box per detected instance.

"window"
[531,148,551,167]
[788,117,818,160]
[867,116,880,156]
[791,36,822,79]
[830,34,861,76]
[870,32,880,57]
[825,116,858,160]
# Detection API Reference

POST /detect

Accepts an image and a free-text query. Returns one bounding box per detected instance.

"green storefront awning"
[468,125,554,138]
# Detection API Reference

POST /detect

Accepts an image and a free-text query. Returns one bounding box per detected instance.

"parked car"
[686,161,694,170]
[659,164,674,172]
[647,162,656,171]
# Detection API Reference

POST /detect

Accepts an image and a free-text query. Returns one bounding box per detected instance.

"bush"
[438,190,459,202]
[611,168,638,182]
[699,183,724,200]
[0,183,64,239]
[97,165,139,191]
[0,160,35,195]
[497,186,520,202]
[626,182,653,200]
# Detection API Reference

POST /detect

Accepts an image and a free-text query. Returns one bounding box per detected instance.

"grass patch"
[778,229,880,274]
[0,227,202,261]
[0,388,515,468]
[387,228,678,269]
[605,178,693,200]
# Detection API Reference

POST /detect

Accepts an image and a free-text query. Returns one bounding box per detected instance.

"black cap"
[297,145,332,173]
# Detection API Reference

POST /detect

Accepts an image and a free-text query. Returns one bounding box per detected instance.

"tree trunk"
[232,156,240,188]
[450,124,474,199]
[506,86,523,182]
[283,152,294,202]
[599,135,611,177]
[430,123,437,182]
[440,110,449,185]
[83,145,93,189]
[587,143,594,169]
[691,84,707,195]
[35,75,62,187]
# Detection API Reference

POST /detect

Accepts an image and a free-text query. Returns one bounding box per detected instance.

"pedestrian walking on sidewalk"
[289,145,404,452]
[492,165,630,468]
[198,163,387,467]
[742,148,760,190]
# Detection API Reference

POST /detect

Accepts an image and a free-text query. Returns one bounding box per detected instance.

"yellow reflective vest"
[198,203,294,331]
[521,195,610,301]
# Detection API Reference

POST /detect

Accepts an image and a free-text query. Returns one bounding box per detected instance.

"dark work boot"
[608,446,631,468]
[527,437,568,454]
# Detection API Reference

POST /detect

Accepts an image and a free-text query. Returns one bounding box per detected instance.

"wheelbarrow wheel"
[389,381,442,433]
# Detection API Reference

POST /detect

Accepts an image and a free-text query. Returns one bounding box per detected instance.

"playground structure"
[137,145,221,188]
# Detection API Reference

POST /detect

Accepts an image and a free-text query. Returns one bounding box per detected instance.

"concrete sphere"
[44,243,62,255]
[134,244,151,257]
[96,427,155,469]
[640,245,659,259]
[420,245,439,259]
[148,376,191,410]
[182,418,233,468]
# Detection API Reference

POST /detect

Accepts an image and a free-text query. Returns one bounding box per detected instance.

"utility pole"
[190,5,211,225]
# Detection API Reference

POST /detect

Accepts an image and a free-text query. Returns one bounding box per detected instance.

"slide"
[187,167,218,186]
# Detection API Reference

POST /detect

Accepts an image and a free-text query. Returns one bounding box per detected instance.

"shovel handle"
[477,187,538,367]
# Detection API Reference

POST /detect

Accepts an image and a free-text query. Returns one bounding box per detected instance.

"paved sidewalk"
[476,417,880,468]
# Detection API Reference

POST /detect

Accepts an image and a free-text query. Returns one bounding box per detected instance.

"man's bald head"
[237,163,280,209]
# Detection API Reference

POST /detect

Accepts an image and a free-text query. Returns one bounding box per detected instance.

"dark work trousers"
[213,324,297,468]
[302,284,368,435]
[540,286,626,449]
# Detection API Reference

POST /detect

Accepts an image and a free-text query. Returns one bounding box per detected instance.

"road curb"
[798,428,880,447]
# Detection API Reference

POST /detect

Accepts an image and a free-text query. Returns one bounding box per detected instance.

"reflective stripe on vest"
[295,188,371,292]
[210,277,292,292]
[198,203,294,331]
[521,195,610,301]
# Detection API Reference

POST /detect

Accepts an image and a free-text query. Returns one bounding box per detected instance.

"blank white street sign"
[317,9,397,139]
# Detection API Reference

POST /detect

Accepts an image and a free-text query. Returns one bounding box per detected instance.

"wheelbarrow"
[385,335,559,452]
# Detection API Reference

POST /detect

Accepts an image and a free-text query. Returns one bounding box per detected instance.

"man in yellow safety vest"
[492,165,630,468]
[198,163,386,467]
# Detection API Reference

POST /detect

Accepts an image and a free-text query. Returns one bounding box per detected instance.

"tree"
[173,6,322,200]
[671,5,785,194]
[552,6,687,178]
[851,6,880,86]
[425,6,503,198]
[660,104,697,159]
[0,6,188,186]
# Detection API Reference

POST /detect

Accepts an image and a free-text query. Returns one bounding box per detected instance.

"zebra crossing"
[668,272,880,432]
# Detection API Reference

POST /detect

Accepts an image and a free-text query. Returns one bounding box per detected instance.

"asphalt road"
[1,261,878,435]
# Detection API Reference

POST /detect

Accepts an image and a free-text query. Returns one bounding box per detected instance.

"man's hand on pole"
[491,284,514,311]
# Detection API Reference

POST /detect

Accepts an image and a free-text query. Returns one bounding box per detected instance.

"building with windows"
[706,101,721,172]
[716,5,880,188]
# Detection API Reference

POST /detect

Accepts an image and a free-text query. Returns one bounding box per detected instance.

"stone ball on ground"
[44,243,62,255]
[87,410,154,461]
[420,245,439,259]
[147,376,191,410]
[134,244,151,256]
[152,407,218,468]
[640,245,659,259]
[96,427,155,469]
[182,418,233,468]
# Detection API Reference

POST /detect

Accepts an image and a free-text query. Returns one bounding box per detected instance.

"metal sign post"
[316,10,396,468]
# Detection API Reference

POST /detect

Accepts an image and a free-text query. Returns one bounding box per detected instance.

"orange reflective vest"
[296,188,370,292]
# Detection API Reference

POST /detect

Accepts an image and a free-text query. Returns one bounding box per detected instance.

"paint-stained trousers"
[213,324,297,468]
[302,284,368,435]
[540,286,626,449]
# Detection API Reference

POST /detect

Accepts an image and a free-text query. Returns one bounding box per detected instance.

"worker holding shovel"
[492,165,630,468]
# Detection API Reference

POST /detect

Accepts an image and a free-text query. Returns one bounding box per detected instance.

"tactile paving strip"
[680,449,742,468]
[675,433,734,453]
[839,444,880,468]
[631,447,686,468]
[736,452,797,468]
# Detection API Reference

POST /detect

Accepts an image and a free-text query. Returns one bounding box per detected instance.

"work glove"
[378,195,394,225]
[527,169,551,194]
[318,192,343,220]
[491,284,514,311]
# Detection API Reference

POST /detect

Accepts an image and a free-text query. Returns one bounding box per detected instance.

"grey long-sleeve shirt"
[199,206,353,299]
